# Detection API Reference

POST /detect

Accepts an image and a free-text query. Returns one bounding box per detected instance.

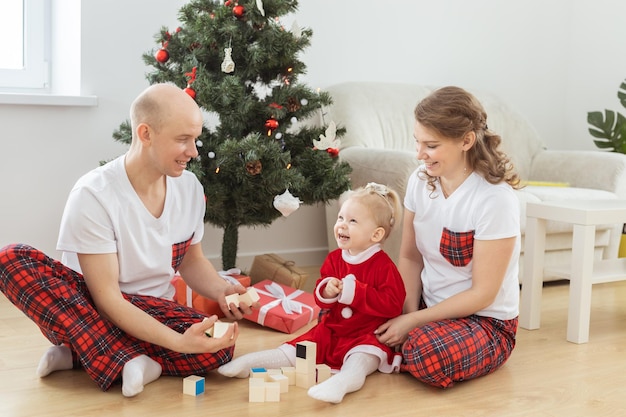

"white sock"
[308,353,379,404]
[121,355,162,397]
[36,345,73,377]
[218,349,293,378]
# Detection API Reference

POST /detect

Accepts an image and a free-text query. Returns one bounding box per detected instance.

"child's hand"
[323,277,343,298]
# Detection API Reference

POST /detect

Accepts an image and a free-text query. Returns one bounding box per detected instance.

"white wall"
[1,0,625,270]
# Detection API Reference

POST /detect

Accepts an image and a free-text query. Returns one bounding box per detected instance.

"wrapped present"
[244,279,320,334]
[171,269,251,318]
[249,253,309,289]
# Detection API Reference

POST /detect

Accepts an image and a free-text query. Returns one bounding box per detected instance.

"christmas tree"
[113,0,352,270]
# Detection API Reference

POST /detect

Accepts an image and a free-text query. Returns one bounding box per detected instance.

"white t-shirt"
[57,155,205,299]
[404,167,520,320]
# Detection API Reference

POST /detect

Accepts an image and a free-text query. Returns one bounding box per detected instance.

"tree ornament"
[273,189,302,217]
[287,97,301,112]
[256,0,265,16]
[245,160,262,175]
[264,118,279,133]
[184,87,196,99]
[155,48,169,63]
[184,67,198,99]
[291,21,302,39]
[221,47,235,73]
[155,31,171,63]
[313,121,341,151]
[233,5,245,19]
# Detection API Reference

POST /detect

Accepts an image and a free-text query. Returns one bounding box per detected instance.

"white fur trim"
[343,345,403,374]
[338,273,356,305]
[316,277,340,304]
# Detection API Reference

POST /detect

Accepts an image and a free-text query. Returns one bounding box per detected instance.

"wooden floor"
[1,270,625,417]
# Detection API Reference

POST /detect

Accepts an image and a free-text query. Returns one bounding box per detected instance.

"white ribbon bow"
[218,268,243,285]
[255,282,315,326]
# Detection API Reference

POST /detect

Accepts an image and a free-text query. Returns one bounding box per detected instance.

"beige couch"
[313,82,626,281]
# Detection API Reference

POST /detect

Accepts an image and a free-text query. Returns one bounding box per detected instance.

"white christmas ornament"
[291,21,302,39]
[313,120,341,150]
[221,47,235,73]
[256,0,265,16]
[273,189,302,217]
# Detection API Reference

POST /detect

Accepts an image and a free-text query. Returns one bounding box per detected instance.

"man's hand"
[219,284,260,320]
[176,315,239,354]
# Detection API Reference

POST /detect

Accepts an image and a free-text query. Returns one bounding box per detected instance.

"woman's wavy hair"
[414,86,521,195]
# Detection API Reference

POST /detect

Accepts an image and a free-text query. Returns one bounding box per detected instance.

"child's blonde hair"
[344,182,402,242]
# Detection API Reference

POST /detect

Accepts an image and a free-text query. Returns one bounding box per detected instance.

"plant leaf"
[619,79,626,109]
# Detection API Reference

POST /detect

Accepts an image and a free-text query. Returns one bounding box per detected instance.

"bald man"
[0,83,255,397]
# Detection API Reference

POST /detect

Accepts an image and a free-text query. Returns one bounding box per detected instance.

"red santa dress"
[281,244,406,372]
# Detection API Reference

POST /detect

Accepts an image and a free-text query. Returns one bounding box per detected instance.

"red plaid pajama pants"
[401,313,517,388]
[0,243,234,391]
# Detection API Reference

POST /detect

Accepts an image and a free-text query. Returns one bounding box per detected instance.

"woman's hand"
[374,313,418,348]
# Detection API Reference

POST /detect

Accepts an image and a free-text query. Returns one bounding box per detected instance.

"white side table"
[519,199,626,343]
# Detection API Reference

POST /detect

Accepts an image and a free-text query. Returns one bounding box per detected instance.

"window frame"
[0,0,50,91]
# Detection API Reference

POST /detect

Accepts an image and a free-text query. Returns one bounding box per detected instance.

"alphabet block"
[183,375,205,396]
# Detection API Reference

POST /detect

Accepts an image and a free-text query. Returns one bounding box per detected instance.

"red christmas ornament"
[155,49,169,63]
[225,0,232,6]
[184,86,196,99]
[233,5,245,18]
[264,118,279,131]
[327,148,340,157]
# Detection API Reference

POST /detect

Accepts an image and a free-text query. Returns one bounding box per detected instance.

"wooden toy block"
[225,293,240,308]
[183,375,205,396]
[295,341,316,375]
[269,373,289,393]
[316,364,331,383]
[295,371,316,389]
[238,287,260,306]
[265,381,281,402]
[280,366,296,385]
[204,321,230,338]
[250,367,268,379]
[249,378,265,402]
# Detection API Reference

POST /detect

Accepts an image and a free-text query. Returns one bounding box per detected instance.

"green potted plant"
[587,78,626,153]
[588,78,626,257]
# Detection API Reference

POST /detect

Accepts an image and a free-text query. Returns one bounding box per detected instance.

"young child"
[218,182,406,403]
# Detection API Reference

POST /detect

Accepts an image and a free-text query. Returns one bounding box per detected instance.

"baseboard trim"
[206,247,328,273]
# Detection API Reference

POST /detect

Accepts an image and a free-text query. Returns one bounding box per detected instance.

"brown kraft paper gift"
[249,253,309,289]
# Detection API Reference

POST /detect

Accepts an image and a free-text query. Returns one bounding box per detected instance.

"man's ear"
[372,227,386,243]
[136,123,151,147]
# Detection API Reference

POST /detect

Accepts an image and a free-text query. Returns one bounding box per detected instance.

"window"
[0,0,49,91]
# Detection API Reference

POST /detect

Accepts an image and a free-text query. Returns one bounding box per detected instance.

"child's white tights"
[218,348,294,378]
[308,352,379,403]
[219,348,379,404]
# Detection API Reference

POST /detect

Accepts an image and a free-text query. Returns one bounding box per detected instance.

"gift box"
[249,253,309,289]
[171,270,251,318]
[244,279,320,334]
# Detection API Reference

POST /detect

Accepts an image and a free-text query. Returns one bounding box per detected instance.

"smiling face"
[333,197,384,256]
[147,108,202,178]
[413,121,467,179]
[132,84,203,178]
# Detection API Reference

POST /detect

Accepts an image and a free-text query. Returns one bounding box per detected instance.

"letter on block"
[183,375,205,396]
